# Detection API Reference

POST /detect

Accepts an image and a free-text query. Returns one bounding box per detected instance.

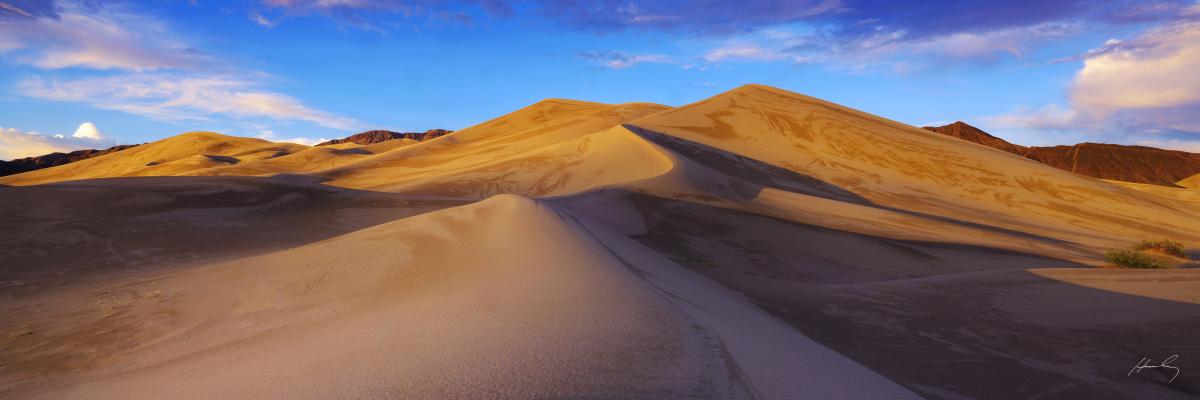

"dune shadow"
[577,192,1200,398]
[625,124,1078,246]
[782,269,1200,399]
[625,124,870,205]
[0,175,468,293]
[335,148,374,155]
[596,192,1088,284]
[1186,248,1200,260]
[203,155,241,164]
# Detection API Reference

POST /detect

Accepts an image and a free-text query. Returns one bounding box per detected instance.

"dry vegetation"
[1105,239,1189,269]
[1104,249,1170,269]
[1130,238,1187,258]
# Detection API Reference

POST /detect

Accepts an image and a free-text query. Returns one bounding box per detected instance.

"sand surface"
[2,84,1198,399]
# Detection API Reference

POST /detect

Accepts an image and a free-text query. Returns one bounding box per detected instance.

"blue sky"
[2,0,1199,159]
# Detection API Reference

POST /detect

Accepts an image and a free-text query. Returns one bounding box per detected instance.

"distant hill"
[316,129,452,146]
[0,144,141,177]
[923,122,1200,187]
[0,132,306,186]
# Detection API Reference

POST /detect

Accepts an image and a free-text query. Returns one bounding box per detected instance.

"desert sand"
[1179,172,1200,189]
[2,84,1198,399]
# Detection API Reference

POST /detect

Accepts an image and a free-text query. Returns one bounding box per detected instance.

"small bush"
[1104,249,1169,269]
[1131,239,1187,258]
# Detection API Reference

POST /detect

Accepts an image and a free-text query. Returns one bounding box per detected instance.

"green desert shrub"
[1104,249,1169,269]
[1130,239,1187,258]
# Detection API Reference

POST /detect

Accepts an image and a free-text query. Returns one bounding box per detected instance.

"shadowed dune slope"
[0,194,917,400]
[0,132,306,186]
[0,176,459,290]
[554,191,1200,399]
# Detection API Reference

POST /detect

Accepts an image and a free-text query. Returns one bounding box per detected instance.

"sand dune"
[626,84,1200,247]
[556,192,1199,399]
[1109,179,1200,204]
[2,84,1198,399]
[0,195,917,399]
[0,176,456,290]
[184,145,383,177]
[1179,172,1200,189]
[313,99,674,197]
[0,132,306,186]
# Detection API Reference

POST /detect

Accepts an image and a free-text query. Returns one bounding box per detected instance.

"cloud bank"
[19,74,360,130]
[988,21,1200,149]
[0,124,113,160]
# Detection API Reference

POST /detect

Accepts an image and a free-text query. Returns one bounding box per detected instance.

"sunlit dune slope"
[182,140,419,177]
[0,132,306,185]
[1179,172,1200,189]
[1108,179,1200,203]
[315,99,674,197]
[624,84,1200,245]
[190,139,428,177]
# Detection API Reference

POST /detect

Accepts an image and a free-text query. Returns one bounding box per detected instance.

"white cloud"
[73,122,103,139]
[272,137,326,146]
[18,74,360,130]
[1070,22,1200,120]
[983,21,1200,151]
[0,126,112,160]
[255,130,327,146]
[0,2,205,71]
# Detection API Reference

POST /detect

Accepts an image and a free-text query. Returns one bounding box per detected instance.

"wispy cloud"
[250,11,278,27]
[984,104,1079,132]
[0,2,205,71]
[18,74,360,130]
[553,1,1197,71]
[0,0,61,19]
[541,0,844,34]
[254,0,508,29]
[703,45,793,63]
[694,21,1082,72]
[2,1,361,134]
[576,51,674,69]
